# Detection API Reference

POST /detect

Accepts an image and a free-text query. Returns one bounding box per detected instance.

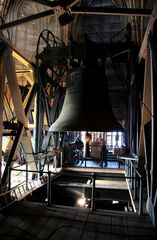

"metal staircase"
[0,175,47,211]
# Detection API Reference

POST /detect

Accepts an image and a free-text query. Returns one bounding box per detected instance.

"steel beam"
[71,6,152,17]
[35,83,44,153]
[0,51,6,184]
[150,29,157,213]
[138,37,151,203]
[0,6,153,33]
[138,2,157,60]
[0,9,54,31]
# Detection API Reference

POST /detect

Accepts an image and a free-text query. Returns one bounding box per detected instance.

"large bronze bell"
[49,65,123,132]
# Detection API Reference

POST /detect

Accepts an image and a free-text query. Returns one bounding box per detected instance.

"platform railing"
[1,158,143,215]
[118,155,144,215]
[0,169,60,211]
[55,168,143,215]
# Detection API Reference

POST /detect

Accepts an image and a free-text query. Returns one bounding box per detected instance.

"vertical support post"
[128,160,131,180]
[150,25,157,207]
[38,156,41,174]
[60,151,63,168]
[133,171,137,200]
[138,176,143,215]
[26,162,28,190]
[8,167,11,190]
[129,160,131,179]
[47,171,52,206]
[58,132,60,168]
[47,156,50,172]
[35,83,43,153]
[125,159,128,176]
[131,162,133,187]
[0,52,6,188]
[54,156,57,172]
[91,173,96,211]
[118,156,120,168]
[132,167,135,197]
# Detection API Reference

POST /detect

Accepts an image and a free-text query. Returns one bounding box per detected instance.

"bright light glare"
[112,200,119,204]
[77,197,86,207]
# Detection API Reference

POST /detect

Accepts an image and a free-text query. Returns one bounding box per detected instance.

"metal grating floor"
[0,201,156,240]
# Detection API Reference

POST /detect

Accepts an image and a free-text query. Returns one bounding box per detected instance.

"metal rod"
[131,164,133,189]
[10,168,138,184]
[26,162,28,191]
[128,160,131,180]
[10,167,59,175]
[138,177,143,215]
[119,156,138,161]
[91,173,95,211]
[0,10,54,31]
[71,6,152,17]
[47,171,52,206]
[138,1,157,61]
[133,170,137,200]
[35,83,42,153]
[60,152,63,168]
[8,167,11,191]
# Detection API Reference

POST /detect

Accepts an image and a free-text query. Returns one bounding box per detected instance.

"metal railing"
[1,156,143,215]
[54,167,143,215]
[0,169,60,211]
[119,155,143,215]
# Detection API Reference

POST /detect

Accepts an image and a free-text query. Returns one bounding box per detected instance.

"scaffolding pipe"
[47,171,52,206]
[91,173,95,211]
[138,177,143,215]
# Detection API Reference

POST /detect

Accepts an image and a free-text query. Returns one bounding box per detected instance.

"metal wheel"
[36,29,68,98]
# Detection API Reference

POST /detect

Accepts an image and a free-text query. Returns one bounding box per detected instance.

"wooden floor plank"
[64,167,125,175]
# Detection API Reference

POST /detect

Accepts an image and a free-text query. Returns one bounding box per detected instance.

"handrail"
[56,168,143,214]
[1,161,143,215]
[119,156,138,161]
[61,171,136,180]
[118,155,143,215]
[0,176,46,211]
[0,168,61,211]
